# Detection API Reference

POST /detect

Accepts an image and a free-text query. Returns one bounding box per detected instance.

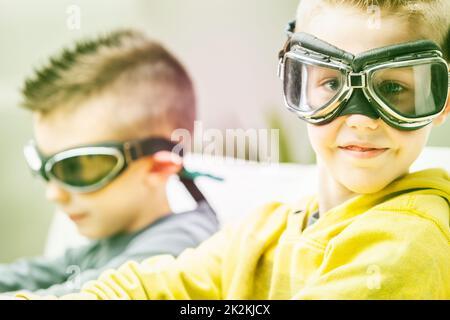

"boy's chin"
[339,176,394,194]
[76,225,111,240]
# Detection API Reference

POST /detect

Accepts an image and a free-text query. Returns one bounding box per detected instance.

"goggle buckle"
[123,141,143,163]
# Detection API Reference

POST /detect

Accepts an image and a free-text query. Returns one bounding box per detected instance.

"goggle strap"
[124,137,180,162]
[286,20,296,36]
[278,20,297,60]
[179,169,224,182]
[126,138,220,214]
[178,168,224,217]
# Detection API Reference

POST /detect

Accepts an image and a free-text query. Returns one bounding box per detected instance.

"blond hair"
[21,29,196,135]
[296,0,450,60]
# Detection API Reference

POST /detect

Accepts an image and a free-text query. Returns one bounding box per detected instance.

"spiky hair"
[21,29,196,134]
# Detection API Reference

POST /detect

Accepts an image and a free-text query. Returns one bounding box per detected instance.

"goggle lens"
[49,154,119,187]
[371,62,448,118]
[284,55,346,112]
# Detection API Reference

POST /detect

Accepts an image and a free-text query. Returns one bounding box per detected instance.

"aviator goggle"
[278,21,450,130]
[23,137,222,200]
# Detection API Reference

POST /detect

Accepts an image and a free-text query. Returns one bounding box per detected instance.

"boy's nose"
[344,114,379,131]
[45,181,71,204]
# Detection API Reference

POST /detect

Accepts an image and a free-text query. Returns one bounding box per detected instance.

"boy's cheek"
[394,125,431,149]
[307,122,342,155]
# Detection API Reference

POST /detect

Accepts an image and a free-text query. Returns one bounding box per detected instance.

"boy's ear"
[146,151,183,177]
[433,89,450,126]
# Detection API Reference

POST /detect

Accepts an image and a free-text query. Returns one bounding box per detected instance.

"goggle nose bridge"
[347,72,366,89]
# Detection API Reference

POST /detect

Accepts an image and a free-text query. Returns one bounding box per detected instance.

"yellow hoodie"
[19,168,450,299]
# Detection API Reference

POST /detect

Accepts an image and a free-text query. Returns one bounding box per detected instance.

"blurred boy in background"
[0,29,219,296]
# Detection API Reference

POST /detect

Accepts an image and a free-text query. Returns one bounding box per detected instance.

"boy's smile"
[337,142,390,160]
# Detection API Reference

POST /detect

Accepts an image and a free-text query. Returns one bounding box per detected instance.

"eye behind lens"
[371,61,448,118]
[283,55,346,113]
[50,154,120,187]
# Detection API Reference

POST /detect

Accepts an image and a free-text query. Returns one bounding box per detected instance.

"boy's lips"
[338,142,390,159]
[67,212,88,222]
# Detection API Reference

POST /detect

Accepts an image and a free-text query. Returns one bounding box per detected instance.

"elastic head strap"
[124,137,181,161]
[125,137,222,215]
[178,168,224,217]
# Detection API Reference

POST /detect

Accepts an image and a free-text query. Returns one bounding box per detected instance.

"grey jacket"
[0,200,219,296]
